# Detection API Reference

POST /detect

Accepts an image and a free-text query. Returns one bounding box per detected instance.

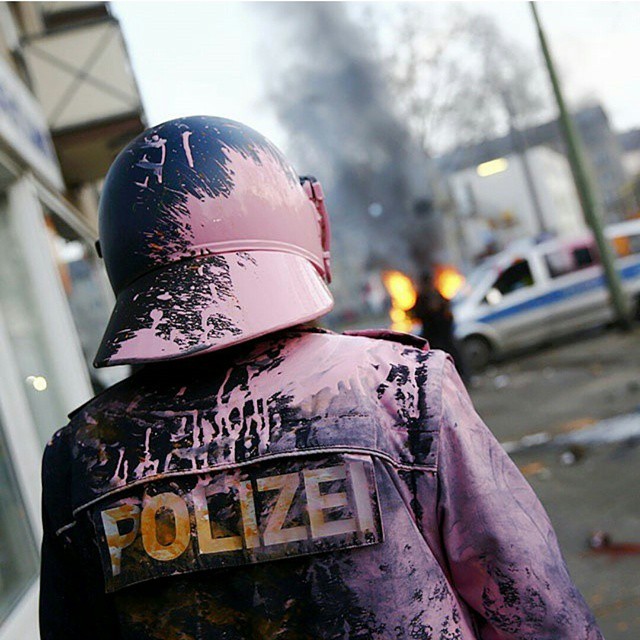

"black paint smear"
[105,255,243,360]
[481,564,522,634]
[524,586,548,630]
[101,116,298,294]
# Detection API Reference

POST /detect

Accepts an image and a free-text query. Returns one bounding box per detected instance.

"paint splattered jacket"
[40,328,602,639]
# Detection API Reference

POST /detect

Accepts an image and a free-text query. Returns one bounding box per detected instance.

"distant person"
[410,269,469,381]
[40,116,602,639]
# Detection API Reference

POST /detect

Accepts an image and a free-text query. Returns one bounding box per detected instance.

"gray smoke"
[259,3,447,318]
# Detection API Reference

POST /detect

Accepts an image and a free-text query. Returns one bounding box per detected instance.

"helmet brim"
[94,251,333,368]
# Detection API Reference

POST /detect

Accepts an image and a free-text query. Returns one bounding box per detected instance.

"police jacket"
[41,327,602,639]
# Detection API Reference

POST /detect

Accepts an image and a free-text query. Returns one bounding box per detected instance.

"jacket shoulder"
[42,424,73,477]
[61,329,451,510]
[329,329,450,437]
[42,424,75,534]
[342,329,428,351]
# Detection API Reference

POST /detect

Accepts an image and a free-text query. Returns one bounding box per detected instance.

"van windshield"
[452,261,496,305]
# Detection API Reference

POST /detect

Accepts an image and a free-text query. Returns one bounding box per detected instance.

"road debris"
[519,461,550,478]
[502,411,640,455]
[493,374,510,389]
[560,444,587,466]
[588,531,640,557]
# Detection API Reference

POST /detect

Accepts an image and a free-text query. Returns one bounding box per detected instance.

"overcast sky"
[113,1,640,153]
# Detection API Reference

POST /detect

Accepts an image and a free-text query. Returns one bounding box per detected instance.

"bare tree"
[367,5,552,155]
[257,3,449,316]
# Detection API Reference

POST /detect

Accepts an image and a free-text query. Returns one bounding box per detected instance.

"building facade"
[617,129,640,218]
[447,146,584,263]
[0,3,144,637]
[618,129,640,178]
[438,104,631,225]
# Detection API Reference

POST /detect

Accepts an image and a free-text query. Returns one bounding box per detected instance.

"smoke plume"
[258,3,447,318]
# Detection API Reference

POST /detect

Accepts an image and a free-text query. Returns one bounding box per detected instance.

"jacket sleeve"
[435,358,602,640]
[40,428,121,640]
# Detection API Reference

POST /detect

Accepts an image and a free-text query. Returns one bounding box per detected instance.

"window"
[0,418,38,624]
[544,244,598,279]
[612,233,640,258]
[484,259,534,305]
[573,246,595,268]
[0,196,69,442]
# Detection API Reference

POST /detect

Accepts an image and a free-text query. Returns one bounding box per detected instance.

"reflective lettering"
[237,479,260,549]
[304,465,357,538]
[257,472,308,545]
[98,457,382,590]
[141,492,190,561]
[101,504,140,576]
[193,484,242,555]
[349,460,376,533]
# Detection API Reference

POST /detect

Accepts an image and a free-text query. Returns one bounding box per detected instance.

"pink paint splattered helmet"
[94,116,333,367]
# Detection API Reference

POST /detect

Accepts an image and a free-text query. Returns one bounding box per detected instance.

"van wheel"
[463,335,493,372]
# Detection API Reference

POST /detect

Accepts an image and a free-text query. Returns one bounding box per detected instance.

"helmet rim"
[94,250,333,368]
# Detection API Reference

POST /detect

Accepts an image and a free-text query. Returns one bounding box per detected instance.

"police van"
[453,219,640,370]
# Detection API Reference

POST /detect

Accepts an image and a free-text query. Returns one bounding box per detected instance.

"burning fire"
[434,265,465,300]
[382,266,466,332]
[382,271,417,332]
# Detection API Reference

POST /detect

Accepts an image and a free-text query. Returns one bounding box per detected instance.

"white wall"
[448,145,585,261]
[622,149,640,178]
[533,147,584,235]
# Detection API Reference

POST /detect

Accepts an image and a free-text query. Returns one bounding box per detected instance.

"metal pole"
[530,1,631,329]
[502,90,548,234]
[511,124,548,235]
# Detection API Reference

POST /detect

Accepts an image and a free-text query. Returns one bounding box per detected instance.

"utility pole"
[530,1,631,329]
[501,89,548,235]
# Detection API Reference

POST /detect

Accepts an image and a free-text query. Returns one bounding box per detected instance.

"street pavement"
[469,325,640,639]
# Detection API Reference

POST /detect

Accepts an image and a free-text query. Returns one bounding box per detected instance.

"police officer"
[410,269,469,383]
[41,116,602,639]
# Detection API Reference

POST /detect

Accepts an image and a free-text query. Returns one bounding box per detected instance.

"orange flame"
[434,265,465,300]
[382,271,417,332]
[382,267,465,331]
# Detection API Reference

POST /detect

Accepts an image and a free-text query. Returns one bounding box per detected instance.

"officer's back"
[40,116,602,640]
[43,328,467,638]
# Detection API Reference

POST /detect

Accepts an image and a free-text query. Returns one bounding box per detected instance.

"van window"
[612,233,640,257]
[573,246,596,269]
[544,244,597,279]
[484,259,534,305]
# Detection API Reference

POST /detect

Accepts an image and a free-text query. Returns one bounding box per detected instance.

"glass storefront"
[43,208,128,393]
[0,3,143,634]
[0,194,68,443]
[0,186,121,632]
[0,188,128,451]
[0,417,38,626]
